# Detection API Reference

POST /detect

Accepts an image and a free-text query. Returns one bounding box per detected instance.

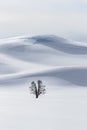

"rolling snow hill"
[0,35,87,86]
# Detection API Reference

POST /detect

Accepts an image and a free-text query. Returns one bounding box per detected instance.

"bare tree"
[29,80,46,98]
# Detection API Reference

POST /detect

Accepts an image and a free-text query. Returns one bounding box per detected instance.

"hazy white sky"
[0,0,87,40]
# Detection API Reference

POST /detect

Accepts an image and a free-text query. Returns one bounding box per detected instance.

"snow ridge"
[0,35,87,86]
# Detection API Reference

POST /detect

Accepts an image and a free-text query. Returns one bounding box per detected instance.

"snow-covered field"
[0,35,87,130]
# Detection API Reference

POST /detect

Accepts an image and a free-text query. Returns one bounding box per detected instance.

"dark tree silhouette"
[29,80,46,98]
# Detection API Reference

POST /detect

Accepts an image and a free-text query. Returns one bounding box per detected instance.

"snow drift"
[0,35,87,86]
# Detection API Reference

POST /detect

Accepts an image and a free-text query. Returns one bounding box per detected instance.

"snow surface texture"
[0,35,87,130]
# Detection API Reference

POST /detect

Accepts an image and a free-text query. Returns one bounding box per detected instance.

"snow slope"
[0,35,87,130]
[0,35,87,85]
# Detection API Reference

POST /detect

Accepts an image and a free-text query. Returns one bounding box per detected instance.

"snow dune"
[31,35,87,54]
[0,35,87,86]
